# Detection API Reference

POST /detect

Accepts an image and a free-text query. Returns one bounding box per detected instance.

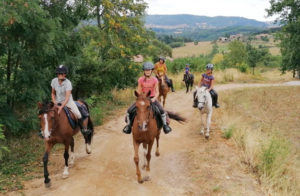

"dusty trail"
[12,81,300,196]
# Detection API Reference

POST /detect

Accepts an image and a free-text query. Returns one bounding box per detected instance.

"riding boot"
[210,90,220,108]
[170,79,175,92]
[161,113,172,134]
[193,91,198,108]
[122,113,132,134]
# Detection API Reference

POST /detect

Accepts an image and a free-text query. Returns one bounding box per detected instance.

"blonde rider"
[154,57,175,92]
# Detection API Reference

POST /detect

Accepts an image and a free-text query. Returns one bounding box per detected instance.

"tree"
[212,53,224,66]
[227,40,247,66]
[267,0,300,78]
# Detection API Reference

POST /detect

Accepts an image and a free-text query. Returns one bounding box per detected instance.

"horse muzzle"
[138,121,148,132]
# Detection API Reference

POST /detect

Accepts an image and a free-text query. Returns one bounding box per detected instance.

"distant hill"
[144,14,276,41]
[145,14,269,29]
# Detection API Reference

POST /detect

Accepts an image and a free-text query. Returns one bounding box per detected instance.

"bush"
[222,126,234,139]
[238,63,249,73]
[0,124,9,160]
[168,42,185,48]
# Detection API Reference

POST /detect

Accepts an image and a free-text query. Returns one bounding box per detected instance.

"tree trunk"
[252,66,255,74]
[293,68,296,78]
[96,0,101,28]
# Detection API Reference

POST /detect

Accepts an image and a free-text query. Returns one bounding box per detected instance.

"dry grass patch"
[215,86,300,196]
[172,41,212,58]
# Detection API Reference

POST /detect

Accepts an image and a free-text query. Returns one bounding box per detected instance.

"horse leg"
[84,117,92,154]
[186,82,188,93]
[62,142,70,178]
[163,94,166,107]
[206,111,212,139]
[133,140,143,183]
[43,142,53,187]
[144,141,153,181]
[200,113,204,135]
[69,137,75,166]
[142,143,147,170]
[155,133,160,156]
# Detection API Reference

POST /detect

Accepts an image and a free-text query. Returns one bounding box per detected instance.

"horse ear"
[146,90,151,98]
[37,102,43,109]
[49,102,54,108]
[134,90,139,97]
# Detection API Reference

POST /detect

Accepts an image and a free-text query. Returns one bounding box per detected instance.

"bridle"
[136,99,152,131]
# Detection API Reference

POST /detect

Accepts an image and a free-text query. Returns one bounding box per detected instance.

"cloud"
[144,0,276,21]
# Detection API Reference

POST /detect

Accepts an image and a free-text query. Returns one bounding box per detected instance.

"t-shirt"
[51,78,73,103]
[185,67,190,74]
[201,73,214,88]
[138,76,158,97]
[155,62,167,75]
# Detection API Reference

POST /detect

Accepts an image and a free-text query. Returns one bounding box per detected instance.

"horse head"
[157,73,166,88]
[195,86,209,110]
[134,90,152,132]
[38,101,57,140]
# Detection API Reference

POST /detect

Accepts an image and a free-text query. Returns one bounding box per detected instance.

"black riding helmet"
[56,65,68,74]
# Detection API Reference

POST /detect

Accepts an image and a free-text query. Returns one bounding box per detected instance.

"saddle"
[129,103,163,129]
[64,101,89,129]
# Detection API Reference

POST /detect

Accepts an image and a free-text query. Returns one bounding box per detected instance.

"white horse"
[195,86,213,139]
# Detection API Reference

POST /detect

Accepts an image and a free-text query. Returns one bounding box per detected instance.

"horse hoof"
[86,144,92,154]
[200,131,204,135]
[45,181,51,188]
[205,135,210,140]
[62,173,69,179]
[155,152,160,157]
[138,179,144,184]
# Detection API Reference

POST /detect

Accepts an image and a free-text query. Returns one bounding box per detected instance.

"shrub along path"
[11,81,299,196]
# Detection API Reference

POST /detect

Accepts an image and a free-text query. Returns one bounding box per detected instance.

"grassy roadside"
[215,86,300,196]
[0,88,135,193]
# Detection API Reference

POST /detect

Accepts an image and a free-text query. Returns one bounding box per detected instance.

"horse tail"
[166,111,186,123]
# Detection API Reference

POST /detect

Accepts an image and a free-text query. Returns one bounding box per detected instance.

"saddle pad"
[63,107,77,129]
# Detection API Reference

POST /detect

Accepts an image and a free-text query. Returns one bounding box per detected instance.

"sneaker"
[163,125,172,134]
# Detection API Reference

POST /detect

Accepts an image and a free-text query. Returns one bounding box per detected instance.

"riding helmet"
[206,63,214,70]
[56,64,68,74]
[143,62,154,70]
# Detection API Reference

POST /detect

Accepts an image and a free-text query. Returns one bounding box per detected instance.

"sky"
[144,0,277,22]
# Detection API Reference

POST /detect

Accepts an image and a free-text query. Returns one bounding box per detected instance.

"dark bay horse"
[157,73,169,107]
[184,73,194,93]
[38,101,93,187]
[132,91,185,183]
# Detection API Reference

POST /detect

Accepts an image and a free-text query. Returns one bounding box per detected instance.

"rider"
[193,63,220,108]
[183,63,191,81]
[50,65,88,134]
[123,62,172,134]
[154,56,175,92]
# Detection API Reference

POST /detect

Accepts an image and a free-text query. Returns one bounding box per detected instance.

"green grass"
[222,126,234,139]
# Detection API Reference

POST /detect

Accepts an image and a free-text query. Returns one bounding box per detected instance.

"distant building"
[218,37,228,42]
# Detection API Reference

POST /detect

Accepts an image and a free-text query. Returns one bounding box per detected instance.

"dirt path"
[11,81,300,196]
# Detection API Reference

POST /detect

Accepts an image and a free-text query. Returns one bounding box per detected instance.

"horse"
[37,101,94,187]
[157,73,169,107]
[132,91,186,183]
[195,86,213,139]
[183,73,194,93]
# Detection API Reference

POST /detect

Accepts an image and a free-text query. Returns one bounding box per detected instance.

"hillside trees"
[267,0,300,78]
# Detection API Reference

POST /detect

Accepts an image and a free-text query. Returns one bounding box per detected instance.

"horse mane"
[38,101,54,114]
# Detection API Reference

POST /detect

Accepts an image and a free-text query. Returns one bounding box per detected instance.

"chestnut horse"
[132,91,185,183]
[38,101,93,187]
[157,73,169,107]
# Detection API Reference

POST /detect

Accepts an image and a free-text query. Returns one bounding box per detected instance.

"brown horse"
[157,73,169,107]
[38,101,93,187]
[132,91,185,183]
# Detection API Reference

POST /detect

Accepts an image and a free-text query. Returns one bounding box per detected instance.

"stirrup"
[81,129,92,136]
